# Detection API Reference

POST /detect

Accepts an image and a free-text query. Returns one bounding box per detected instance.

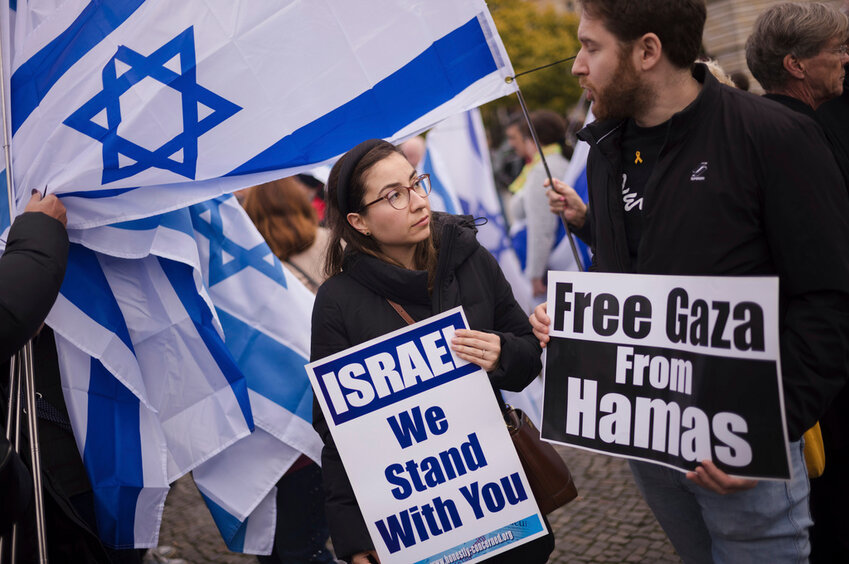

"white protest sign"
[306,307,546,563]
[541,272,791,480]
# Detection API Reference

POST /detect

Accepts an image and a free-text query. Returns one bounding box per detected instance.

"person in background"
[244,177,330,293]
[746,1,849,187]
[745,4,849,562]
[506,110,571,298]
[729,71,750,91]
[399,135,426,169]
[312,139,554,564]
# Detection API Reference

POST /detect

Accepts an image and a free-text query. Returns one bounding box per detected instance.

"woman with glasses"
[311,139,554,564]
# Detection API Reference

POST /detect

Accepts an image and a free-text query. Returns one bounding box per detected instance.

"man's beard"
[588,53,652,121]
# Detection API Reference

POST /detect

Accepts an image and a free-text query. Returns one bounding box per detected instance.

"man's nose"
[572,49,588,76]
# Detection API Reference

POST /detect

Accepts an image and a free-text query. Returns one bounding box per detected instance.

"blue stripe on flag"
[421,150,458,215]
[61,186,138,199]
[63,244,135,351]
[200,491,248,552]
[465,111,482,160]
[11,0,146,134]
[0,172,9,235]
[84,357,143,548]
[109,208,195,236]
[216,308,312,421]
[572,167,592,267]
[227,17,496,177]
[157,257,254,429]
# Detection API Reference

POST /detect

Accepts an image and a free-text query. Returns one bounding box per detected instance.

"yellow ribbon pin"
[635,151,643,164]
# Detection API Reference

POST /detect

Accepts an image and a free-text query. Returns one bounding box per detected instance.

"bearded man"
[531,1,849,562]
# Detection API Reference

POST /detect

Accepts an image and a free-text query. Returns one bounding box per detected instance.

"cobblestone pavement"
[546,445,680,563]
[157,446,679,563]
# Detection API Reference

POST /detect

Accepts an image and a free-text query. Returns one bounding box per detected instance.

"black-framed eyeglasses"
[357,174,431,212]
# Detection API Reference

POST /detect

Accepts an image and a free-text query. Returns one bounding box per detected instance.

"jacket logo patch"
[691,162,708,181]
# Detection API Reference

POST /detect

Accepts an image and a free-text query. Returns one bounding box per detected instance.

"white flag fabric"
[9,0,516,229]
[421,109,544,425]
[423,109,533,313]
[49,195,322,552]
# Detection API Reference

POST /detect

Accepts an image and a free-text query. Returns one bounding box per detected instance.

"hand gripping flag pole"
[0,21,50,564]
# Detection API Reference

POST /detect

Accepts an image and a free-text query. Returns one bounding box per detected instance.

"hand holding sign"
[529,303,550,349]
[687,460,758,495]
[451,329,501,372]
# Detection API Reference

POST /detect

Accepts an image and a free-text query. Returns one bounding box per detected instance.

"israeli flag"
[421,109,544,425]
[423,109,533,313]
[49,195,322,553]
[9,0,516,229]
[549,106,594,271]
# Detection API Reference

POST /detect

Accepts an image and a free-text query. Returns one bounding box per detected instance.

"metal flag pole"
[512,85,584,272]
[0,15,49,563]
[1,354,19,562]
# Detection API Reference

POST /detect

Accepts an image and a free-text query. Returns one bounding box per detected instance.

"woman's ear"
[347,212,371,236]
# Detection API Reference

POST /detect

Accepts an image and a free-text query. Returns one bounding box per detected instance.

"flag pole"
[512,85,584,271]
[1,355,19,562]
[0,16,50,564]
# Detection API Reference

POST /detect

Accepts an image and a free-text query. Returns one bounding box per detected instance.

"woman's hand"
[529,302,550,349]
[544,178,587,229]
[351,550,380,564]
[686,460,758,494]
[451,329,501,372]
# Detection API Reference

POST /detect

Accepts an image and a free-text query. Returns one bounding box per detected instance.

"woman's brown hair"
[243,177,317,261]
[324,141,436,283]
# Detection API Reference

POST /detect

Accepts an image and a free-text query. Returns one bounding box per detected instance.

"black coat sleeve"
[310,284,373,561]
[760,118,849,440]
[0,212,69,363]
[478,249,543,392]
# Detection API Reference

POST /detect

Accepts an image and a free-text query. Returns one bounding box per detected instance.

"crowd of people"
[3,0,849,563]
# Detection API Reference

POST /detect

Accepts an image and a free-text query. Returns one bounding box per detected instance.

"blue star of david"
[191,197,288,288]
[64,27,241,185]
[460,198,513,257]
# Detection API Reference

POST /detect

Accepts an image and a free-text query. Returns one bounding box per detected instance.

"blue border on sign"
[414,514,544,564]
[311,310,480,425]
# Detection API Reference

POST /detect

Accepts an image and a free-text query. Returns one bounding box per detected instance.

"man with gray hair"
[747,4,849,562]
[746,2,849,186]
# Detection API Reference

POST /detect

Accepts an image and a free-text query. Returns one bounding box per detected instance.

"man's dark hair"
[580,0,707,69]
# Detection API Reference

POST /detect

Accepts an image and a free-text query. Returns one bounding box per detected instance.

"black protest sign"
[541,273,791,480]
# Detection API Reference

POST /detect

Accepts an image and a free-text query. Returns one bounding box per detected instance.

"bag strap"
[386,299,416,325]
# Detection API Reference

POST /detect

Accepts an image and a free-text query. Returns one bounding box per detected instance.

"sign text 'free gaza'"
[307,308,546,564]
[541,272,791,480]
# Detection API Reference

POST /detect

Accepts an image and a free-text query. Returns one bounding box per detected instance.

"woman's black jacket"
[310,213,542,561]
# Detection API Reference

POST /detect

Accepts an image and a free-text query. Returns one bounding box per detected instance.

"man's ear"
[347,212,370,236]
[637,33,662,70]
[782,53,806,79]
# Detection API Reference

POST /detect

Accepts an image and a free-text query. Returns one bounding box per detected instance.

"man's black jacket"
[578,64,849,441]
